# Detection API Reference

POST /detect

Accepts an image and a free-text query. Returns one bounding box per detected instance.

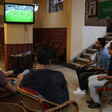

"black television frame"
[4,3,35,24]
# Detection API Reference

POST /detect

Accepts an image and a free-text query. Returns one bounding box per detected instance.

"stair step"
[92,45,96,49]
[64,63,76,69]
[86,49,96,54]
[106,40,110,44]
[107,32,112,36]
[105,36,112,41]
[76,57,90,63]
[73,59,85,65]
[81,53,91,60]
[65,62,84,70]
[71,62,82,66]
[82,53,92,57]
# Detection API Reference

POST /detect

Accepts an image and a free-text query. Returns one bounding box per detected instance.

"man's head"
[95,38,106,49]
[108,42,112,56]
[36,46,53,65]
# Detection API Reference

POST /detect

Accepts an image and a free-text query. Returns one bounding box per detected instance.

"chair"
[55,43,66,63]
[0,87,20,103]
[0,102,27,112]
[96,80,112,112]
[17,87,79,112]
[17,87,59,112]
[0,87,11,98]
[46,100,79,112]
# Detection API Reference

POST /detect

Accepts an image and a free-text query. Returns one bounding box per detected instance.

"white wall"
[82,26,107,49]
[70,0,85,60]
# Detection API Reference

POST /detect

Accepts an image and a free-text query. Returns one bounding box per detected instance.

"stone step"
[76,57,90,64]
[73,59,85,65]
[64,63,79,70]
[82,53,92,57]
[80,53,91,60]
[105,36,112,41]
[106,40,110,44]
[65,62,84,70]
[86,49,96,54]
[71,62,82,66]
[107,32,112,36]
[92,45,96,49]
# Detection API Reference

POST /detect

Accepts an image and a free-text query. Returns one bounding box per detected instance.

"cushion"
[96,87,112,92]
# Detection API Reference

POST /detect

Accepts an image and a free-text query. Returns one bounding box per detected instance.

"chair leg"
[100,92,103,112]
[100,105,102,112]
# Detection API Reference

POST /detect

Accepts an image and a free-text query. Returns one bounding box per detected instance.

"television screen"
[4,3,34,24]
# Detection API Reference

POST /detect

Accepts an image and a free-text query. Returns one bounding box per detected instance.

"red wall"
[33,28,67,43]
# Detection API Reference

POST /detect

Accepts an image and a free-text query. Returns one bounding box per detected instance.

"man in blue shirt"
[73,38,110,94]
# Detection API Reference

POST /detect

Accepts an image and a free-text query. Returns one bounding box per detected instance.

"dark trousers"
[76,66,97,91]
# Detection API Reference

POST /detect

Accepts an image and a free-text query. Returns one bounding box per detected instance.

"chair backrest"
[59,43,66,50]
[53,42,61,49]
[17,87,59,112]
[0,87,11,98]
[96,80,112,112]
[46,100,79,112]
[0,102,27,112]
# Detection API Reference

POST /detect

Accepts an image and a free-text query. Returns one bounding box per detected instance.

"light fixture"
[33,4,39,12]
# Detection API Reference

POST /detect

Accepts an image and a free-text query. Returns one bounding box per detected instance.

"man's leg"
[76,66,87,89]
[79,71,95,91]
[88,74,107,104]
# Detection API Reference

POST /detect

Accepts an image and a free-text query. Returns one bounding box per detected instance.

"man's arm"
[97,75,112,80]
[93,54,110,71]
[85,60,96,66]
[104,76,112,80]
[1,70,14,77]
[93,67,104,71]
[5,73,23,93]
[77,60,95,69]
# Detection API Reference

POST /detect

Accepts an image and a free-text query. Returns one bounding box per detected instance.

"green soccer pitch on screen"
[4,3,35,24]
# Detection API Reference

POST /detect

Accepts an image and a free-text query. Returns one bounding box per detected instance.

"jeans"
[76,66,96,91]
[88,74,107,104]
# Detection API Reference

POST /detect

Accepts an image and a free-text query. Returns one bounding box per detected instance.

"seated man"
[0,70,23,93]
[22,46,69,104]
[73,38,110,94]
[87,42,112,108]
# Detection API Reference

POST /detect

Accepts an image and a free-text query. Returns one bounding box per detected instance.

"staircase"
[65,32,112,70]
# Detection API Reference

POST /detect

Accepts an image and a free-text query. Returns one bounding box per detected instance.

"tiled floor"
[0,61,112,112]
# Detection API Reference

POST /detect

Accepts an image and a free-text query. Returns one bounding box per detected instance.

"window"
[47,0,63,13]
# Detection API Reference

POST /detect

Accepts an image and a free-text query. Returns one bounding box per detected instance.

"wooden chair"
[17,87,79,112]
[0,87,11,98]
[0,102,27,112]
[46,100,79,112]
[0,86,20,103]
[96,80,112,112]
[17,87,59,112]
[55,43,66,63]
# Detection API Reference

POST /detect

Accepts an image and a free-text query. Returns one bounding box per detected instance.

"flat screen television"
[4,3,35,24]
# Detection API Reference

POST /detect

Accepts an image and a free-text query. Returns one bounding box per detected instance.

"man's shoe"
[88,103,100,109]
[86,99,94,104]
[77,87,80,90]
[73,89,86,94]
